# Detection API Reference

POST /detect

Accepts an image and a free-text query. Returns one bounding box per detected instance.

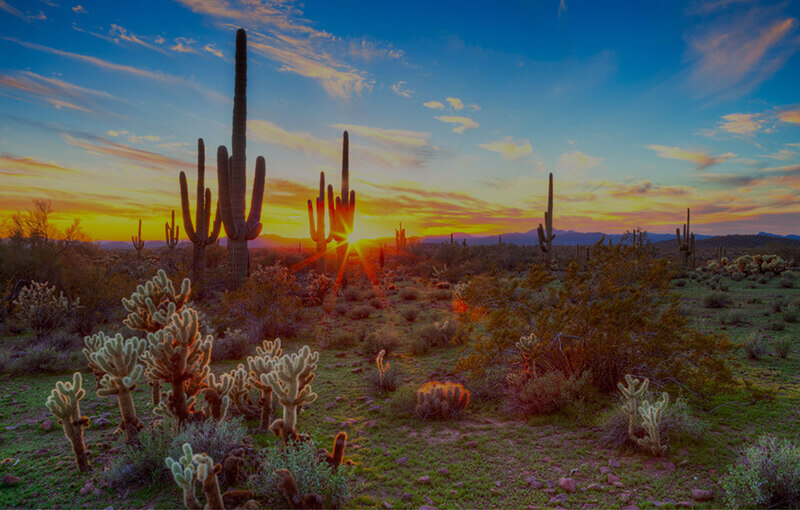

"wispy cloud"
[685,9,799,98]
[557,150,603,174]
[423,100,444,110]
[558,0,567,18]
[0,71,118,115]
[3,37,227,102]
[717,112,765,135]
[0,0,46,21]
[62,133,192,172]
[203,43,224,58]
[478,137,532,160]
[435,116,479,134]
[109,24,166,53]
[0,153,79,177]
[759,149,796,161]
[330,124,430,148]
[348,38,404,61]
[391,81,413,98]
[72,5,86,13]
[777,107,800,125]
[171,37,197,53]
[446,97,464,111]
[647,144,735,169]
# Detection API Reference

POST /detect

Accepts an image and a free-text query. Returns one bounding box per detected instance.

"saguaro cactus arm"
[180,139,222,247]
[131,219,145,251]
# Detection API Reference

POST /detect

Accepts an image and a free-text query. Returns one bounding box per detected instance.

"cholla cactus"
[264,346,319,443]
[225,364,260,418]
[618,374,650,437]
[13,281,79,339]
[143,308,212,425]
[86,333,146,442]
[275,468,324,509]
[45,372,91,472]
[247,338,282,431]
[122,269,191,334]
[202,373,232,421]
[415,381,470,420]
[635,392,670,456]
[166,443,224,510]
[376,349,390,388]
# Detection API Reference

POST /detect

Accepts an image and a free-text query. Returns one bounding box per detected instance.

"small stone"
[549,494,569,504]
[396,457,408,465]
[453,482,464,487]
[323,417,337,423]
[1,474,20,487]
[586,483,601,491]
[352,367,363,373]
[526,477,543,489]
[417,475,431,484]
[40,420,55,431]
[79,482,95,495]
[382,502,393,509]
[424,496,435,505]
[663,462,676,472]
[368,405,382,412]
[335,396,346,402]
[400,492,413,501]
[677,501,694,508]
[559,478,577,493]
[334,352,347,358]
[599,466,611,474]
[94,417,111,427]
[608,458,621,468]
[438,467,450,475]
[620,492,632,503]
[364,420,379,428]
[495,481,502,487]
[691,489,714,502]
[608,474,622,485]
[543,489,556,495]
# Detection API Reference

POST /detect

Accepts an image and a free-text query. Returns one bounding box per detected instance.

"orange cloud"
[646,144,735,169]
[557,150,603,174]
[478,137,532,160]
[717,113,765,135]
[0,154,79,177]
[391,81,413,98]
[0,71,117,115]
[778,107,800,125]
[445,97,464,111]
[62,134,192,172]
[435,116,479,134]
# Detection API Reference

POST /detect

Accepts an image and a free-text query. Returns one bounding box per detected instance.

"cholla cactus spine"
[132,218,145,258]
[122,269,191,333]
[87,333,146,442]
[45,372,91,472]
[264,345,319,442]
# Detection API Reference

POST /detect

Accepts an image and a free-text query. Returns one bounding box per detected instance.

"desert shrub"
[781,308,798,323]
[456,242,733,393]
[769,321,786,332]
[772,299,789,313]
[368,350,400,392]
[349,305,372,320]
[363,327,402,358]
[758,275,770,285]
[408,335,431,356]
[743,333,768,360]
[363,289,378,300]
[334,303,348,316]
[775,337,792,359]
[506,370,592,416]
[13,281,79,339]
[602,393,705,450]
[300,271,334,307]
[418,321,458,349]
[399,287,420,301]
[368,297,385,309]
[211,328,252,361]
[343,287,363,302]
[223,267,302,340]
[415,381,470,420]
[3,343,83,375]
[722,434,800,509]
[719,282,730,292]
[721,310,747,326]
[388,384,418,417]
[248,440,353,509]
[429,288,452,301]
[106,417,247,489]
[779,275,795,289]
[731,272,745,281]
[703,292,732,309]
[327,331,358,350]
[400,307,418,322]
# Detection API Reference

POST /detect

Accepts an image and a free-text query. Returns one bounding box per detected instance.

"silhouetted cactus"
[537,172,555,269]
[395,222,406,251]
[308,171,335,273]
[217,28,266,290]
[327,131,356,285]
[676,208,695,267]
[45,372,91,472]
[165,210,180,250]
[131,219,145,259]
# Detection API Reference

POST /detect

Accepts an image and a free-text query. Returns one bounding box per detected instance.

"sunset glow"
[1,0,799,240]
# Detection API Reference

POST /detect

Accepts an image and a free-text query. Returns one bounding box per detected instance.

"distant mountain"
[421,228,712,246]
[758,232,800,242]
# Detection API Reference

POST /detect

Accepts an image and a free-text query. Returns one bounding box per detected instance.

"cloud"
[435,116,479,134]
[557,150,603,174]
[423,101,444,110]
[3,37,226,102]
[0,153,79,177]
[203,43,224,58]
[759,149,796,161]
[348,38,404,61]
[685,10,799,98]
[330,124,430,148]
[445,97,464,111]
[717,113,765,135]
[777,107,800,125]
[72,5,86,13]
[646,144,735,169]
[109,24,166,53]
[391,81,413,98]
[478,137,533,160]
[0,71,118,115]
[0,0,45,21]
[62,133,192,172]
[171,37,197,53]
[468,103,481,111]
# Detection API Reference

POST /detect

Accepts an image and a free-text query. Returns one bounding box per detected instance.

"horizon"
[2,0,800,241]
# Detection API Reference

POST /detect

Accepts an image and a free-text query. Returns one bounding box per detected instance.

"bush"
[769,321,786,332]
[722,434,800,509]
[363,327,402,358]
[212,328,252,361]
[399,287,420,301]
[743,333,768,360]
[721,310,747,326]
[429,288,452,301]
[248,440,353,509]
[223,269,302,340]
[673,279,686,287]
[334,303,348,316]
[3,343,83,375]
[13,281,79,339]
[775,337,792,359]
[507,370,592,415]
[731,272,745,281]
[782,308,798,323]
[349,305,372,320]
[779,276,795,289]
[368,297,385,309]
[400,307,418,322]
[408,335,431,356]
[368,352,400,392]
[703,292,732,309]
[418,321,458,349]
[106,417,248,489]
[327,331,358,350]
[388,384,417,417]
[343,287,363,302]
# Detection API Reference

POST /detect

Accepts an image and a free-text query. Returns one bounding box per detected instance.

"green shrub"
[349,305,372,320]
[781,308,798,323]
[722,434,800,509]
[769,321,786,332]
[731,272,745,281]
[3,343,83,375]
[327,331,358,350]
[721,310,747,326]
[418,321,458,349]
[248,440,353,509]
[743,333,768,360]
[363,327,402,358]
[507,370,592,416]
[703,292,732,309]
[400,307,418,322]
[399,287,420,301]
[211,328,252,361]
[775,337,793,359]
[408,335,431,356]
[779,276,795,289]
[334,303,348,316]
[368,297,385,309]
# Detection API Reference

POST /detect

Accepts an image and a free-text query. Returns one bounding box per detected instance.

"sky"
[0,0,799,241]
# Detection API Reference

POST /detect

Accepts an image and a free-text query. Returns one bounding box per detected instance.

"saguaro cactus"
[86,333,146,442]
[180,139,222,287]
[45,372,91,472]
[165,210,180,250]
[307,171,334,272]
[131,219,145,259]
[327,131,356,285]
[395,222,406,251]
[217,28,266,290]
[537,172,555,269]
[676,208,695,267]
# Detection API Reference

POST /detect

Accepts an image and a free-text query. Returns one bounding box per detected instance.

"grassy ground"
[1,270,798,509]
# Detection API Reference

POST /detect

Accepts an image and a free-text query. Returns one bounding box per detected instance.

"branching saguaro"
[217,28,266,290]
[307,171,334,273]
[328,131,356,284]
[537,172,555,269]
[395,222,406,251]
[165,210,180,250]
[131,219,145,259]
[676,207,695,268]
[180,138,222,287]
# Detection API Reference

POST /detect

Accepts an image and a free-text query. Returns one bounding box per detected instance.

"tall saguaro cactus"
[217,28,266,290]
[676,208,695,267]
[395,222,406,251]
[132,219,145,259]
[180,139,222,287]
[307,171,334,272]
[327,131,356,284]
[537,172,555,269]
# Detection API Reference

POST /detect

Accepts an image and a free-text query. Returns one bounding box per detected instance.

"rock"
[396,457,408,465]
[663,461,676,472]
[677,501,694,508]
[40,420,55,431]
[599,466,611,474]
[608,458,621,468]
[691,489,714,502]
[643,457,660,470]
[608,474,622,485]
[364,420,379,429]
[1,474,20,487]
[368,405,383,412]
[417,475,431,484]
[586,483,601,491]
[94,417,111,427]
[79,481,95,495]
[438,467,450,475]
[323,417,337,423]
[463,441,478,449]
[559,478,577,493]
[400,492,413,501]
[543,489,556,495]
[549,494,569,504]
[526,476,544,489]
[352,367,363,374]
[453,482,464,487]
[424,496,435,505]
[334,352,347,358]
[335,396,346,402]
[382,502,393,509]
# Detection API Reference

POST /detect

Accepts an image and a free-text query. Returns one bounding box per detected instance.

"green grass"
[1,272,799,508]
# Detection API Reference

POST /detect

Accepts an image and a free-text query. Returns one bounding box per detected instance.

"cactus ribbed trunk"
[117,388,141,443]
[537,173,555,269]
[259,387,273,432]
[228,239,249,288]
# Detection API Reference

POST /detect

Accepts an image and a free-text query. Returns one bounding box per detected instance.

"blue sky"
[1,0,799,240]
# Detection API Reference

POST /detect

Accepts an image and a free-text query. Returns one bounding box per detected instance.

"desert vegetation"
[2,25,800,510]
